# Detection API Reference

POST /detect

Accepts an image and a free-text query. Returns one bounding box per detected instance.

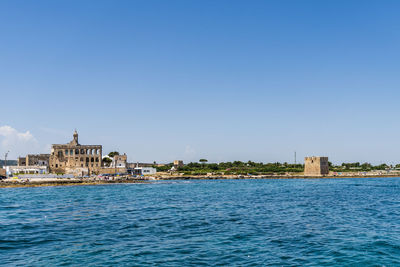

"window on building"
[65,149,68,155]
[76,149,79,155]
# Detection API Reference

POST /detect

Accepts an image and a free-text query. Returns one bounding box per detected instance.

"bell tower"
[70,129,79,145]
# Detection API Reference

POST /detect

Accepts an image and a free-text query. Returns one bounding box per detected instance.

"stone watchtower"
[304,156,329,176]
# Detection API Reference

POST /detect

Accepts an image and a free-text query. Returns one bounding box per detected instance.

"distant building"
[111,154,127,168]
[304,156,329,176]
[125,160,157,175]
[99,154,128,174]
[128,167,157,176]
[18,154,50,167]
[173,160,184,168]
[49,130,102,175]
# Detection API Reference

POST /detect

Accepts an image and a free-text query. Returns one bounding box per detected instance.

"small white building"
[5,166,48,176]
[129,167,157,176]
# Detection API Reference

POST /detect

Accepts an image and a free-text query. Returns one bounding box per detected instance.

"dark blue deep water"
[2,178,400,266]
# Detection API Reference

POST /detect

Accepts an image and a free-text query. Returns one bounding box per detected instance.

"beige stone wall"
[304,157,329,176]
[0,169,6,176]
[114,155,127,162]
[98,167,127,175]
[65,167,89,177]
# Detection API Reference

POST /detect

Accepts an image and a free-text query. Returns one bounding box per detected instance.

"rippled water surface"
[2,178,400,266]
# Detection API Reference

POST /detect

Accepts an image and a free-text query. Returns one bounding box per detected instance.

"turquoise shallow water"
[1,178,400,266]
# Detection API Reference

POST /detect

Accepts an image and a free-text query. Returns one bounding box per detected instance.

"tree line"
[155,160,399,175]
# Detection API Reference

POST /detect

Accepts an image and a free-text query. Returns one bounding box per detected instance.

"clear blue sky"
[1,0,400,164]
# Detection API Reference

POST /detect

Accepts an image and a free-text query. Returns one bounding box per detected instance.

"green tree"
[103,157,112,166]
[233,161,244,167]
[108,151,119,158]
[155,164,173,172]
[361,162,372,170]
[199,159,208,168]
[374,164,389,170]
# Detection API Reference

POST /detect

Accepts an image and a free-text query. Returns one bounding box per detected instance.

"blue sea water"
[1,178,400,266]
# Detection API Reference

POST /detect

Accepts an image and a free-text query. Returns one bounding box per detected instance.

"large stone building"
[304,156,329,176]
[49,131,102,175]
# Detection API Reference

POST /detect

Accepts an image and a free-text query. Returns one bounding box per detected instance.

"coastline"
[1,174,400,188]
[0,179,148,188]
[156,174,400,180]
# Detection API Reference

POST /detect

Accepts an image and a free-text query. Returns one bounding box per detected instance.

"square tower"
[304,156,329,176]
[173,160,184,168]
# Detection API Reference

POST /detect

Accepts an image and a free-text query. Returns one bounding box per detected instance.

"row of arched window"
[63,148,101,156]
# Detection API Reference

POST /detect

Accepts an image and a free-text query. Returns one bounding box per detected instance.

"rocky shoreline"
[0,178,148,188]
[1,174,400,188]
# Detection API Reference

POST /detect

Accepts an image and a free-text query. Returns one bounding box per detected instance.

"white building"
[5,166,48,176]
[129,167,157,176]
